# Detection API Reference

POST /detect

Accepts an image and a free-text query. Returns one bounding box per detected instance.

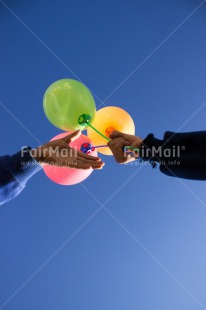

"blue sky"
[1,0,206,309]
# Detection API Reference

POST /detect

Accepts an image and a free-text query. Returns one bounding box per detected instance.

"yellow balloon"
[87,106,135,155]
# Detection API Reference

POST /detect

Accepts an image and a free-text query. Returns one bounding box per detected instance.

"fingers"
[109,130,120,139]
[64,158,104,170]
[77,150,101,161]
[76,155,104,168]
[108,137,130,163]
[63,130,81,143]
[109,130,129,140]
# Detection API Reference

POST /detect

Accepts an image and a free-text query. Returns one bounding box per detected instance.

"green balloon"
[43,79,96,131]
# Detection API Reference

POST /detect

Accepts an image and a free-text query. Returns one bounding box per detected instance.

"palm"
[33,131,104,170]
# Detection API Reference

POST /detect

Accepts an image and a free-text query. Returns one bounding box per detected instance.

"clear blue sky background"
[1,0,206,309]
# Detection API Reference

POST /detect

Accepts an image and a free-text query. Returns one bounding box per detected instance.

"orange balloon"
[87,106,135,155]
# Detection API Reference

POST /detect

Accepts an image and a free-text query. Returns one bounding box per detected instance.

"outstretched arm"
[0,130,104,205]
[0,148,41,206]
[108,130,206,180]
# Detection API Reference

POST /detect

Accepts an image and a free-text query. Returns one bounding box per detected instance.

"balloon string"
[93,144,139,152]
[87,122,110,142]
[93,144,138,158]
[93,145,108,149]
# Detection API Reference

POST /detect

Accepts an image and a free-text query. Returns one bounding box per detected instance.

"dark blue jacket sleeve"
[140,131,206,180]
[0,147,42,205]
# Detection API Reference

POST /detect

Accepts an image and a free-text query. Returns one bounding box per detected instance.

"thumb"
[109,130,120,139]
[110,130,127,140]
[64,130,81,143]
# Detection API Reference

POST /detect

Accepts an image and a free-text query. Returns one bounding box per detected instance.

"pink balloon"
[43,132,97,185]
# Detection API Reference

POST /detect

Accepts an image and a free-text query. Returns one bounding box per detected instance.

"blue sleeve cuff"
[5,147,42,185]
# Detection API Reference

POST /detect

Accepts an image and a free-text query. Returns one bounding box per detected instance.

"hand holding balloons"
[108,130,142,163]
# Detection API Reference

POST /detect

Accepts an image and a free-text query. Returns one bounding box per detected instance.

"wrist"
[137,138,143,147]
[30,147,46,165]
[132,137,143,149]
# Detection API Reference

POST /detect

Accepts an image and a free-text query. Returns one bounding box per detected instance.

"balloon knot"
[105,127,115,138]
[80,143,94,155]
[78,114,91,126]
